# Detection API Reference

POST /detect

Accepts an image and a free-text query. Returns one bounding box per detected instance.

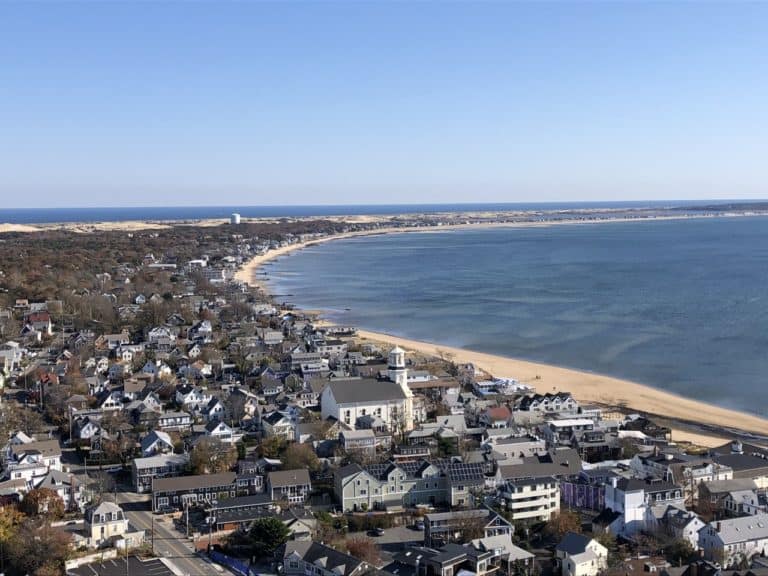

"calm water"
[266,217,768,415]
[0,200,729,224]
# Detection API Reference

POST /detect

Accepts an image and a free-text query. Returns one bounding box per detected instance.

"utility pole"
[151,515,155,555]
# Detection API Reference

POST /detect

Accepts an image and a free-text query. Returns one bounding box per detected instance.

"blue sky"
[1,2,767,208]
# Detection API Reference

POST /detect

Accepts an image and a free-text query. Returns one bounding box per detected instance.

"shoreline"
[235,217,768,447]
[232,212,737,289]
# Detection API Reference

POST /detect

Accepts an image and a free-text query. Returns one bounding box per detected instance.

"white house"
[202,397,226,422]
[663,506,706,550]
[175,385,212,410]
[204,420,237,444]
[604,477,684,536]
[5,439,62,487]
[140,430,175,457]
[555,532,608,576]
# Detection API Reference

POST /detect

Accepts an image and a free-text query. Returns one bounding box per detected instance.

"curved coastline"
[235,222,768,447]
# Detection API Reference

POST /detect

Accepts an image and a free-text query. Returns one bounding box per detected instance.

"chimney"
[716,521,722,532]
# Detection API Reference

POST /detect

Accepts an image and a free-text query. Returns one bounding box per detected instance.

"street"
[115,492,225,576]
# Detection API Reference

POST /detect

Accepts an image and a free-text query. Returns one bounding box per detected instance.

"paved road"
[116,492,224,576]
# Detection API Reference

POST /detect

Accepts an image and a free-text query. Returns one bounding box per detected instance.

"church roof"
[328,378,407,404]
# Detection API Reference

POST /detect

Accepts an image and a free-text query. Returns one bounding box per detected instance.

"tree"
[190,437,237,474]
[7,519,72,576]
[453,514,487,543]
[225,393,247,426]
[282,443,320,472]
[544,510,581,539]
[664,538,696,566]
[247,517,290,558]
[0,505,23,573]
[20,488,65,520]
[259,435,285,458]
[345,536,381,565]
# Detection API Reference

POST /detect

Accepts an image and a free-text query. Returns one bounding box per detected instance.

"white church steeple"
[387,346,414,432]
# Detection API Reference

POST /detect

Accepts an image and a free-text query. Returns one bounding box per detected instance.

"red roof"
[486,406,512,420]
[27,311,51,323]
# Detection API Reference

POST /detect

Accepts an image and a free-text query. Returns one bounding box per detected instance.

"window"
[360,489,367,495]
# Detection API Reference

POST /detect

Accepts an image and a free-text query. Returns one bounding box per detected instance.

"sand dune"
[0,223,42,233]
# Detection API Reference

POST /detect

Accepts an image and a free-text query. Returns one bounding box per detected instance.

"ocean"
[264,216,768,416]
[0,200,733,224]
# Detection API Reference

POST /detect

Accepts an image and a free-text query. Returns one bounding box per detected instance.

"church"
[320,346,415,433]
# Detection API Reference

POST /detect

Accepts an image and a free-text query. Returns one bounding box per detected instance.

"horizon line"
[3,198,768,212]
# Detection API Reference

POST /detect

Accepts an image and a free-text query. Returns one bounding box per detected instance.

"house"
[516,392,579,416]
[471,535,536,576]
[142,360,172,380]
[35,469,84,512]
[4,439,62,487]
[480,406,513,429]
[25,311,53,335]
[202,397,226,422]
[698,478,760,518]
[496,448,583,482]
[497,476,561,523]
[698,514,768,568]
[132,453,189,494]
[555,532,608,576]
[391,543,498,576]
[335,460,445,513]
[140,430,175,457]
[604,477,685,536]
[204,420,236,444]
[662,506,706,550]
[424,508,513,547]
[334,459,486,513]
[152,472,237,511]
[282,541,368,576]
[83,501,131,549]
[340,429,376,456]
[262,411,295,441]
[542,419,595,447]
[267,469,312,504]
[73,416,104,441]
[206,493,274,532]
[189,320,213,343]
[484,435,546,462]
[175,385,212,410]
[96,332,130,351]
[96,390,123,411]
[157,411,193,431]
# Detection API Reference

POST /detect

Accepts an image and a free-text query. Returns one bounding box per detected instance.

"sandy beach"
[353,329,753,447]
[235,219,768,448]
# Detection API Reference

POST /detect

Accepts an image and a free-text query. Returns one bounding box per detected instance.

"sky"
[1,2,767,208]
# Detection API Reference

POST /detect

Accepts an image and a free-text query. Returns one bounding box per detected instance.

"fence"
[209,549,255,576]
